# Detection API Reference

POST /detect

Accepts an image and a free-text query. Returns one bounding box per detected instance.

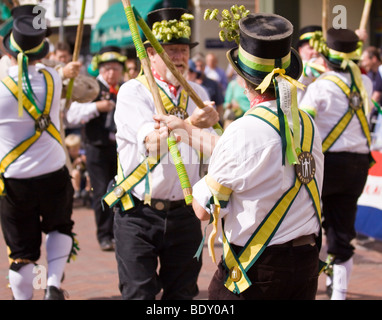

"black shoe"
[99,239,115,251]
[44,286,67,300]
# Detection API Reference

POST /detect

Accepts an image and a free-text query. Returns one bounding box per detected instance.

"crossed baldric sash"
[203,106,323,294]
[0,69,62,196]
[103,75,191,211]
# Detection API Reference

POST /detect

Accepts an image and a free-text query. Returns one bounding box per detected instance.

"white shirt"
[0,64,65,178]
[300,71,373,154]
[115,77,211,201]
[193,100,324,247]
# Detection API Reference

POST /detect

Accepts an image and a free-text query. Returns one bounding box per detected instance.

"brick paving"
[1,202,382,300]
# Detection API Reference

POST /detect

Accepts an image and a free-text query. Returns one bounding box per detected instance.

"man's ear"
[146,46,155,58]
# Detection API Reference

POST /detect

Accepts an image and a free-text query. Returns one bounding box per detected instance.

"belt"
[132,195,190,211]
[5,166,67,181]
[231,234,316,254]
[270,234,316,248]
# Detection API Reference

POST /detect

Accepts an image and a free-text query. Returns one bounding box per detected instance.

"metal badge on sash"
[35,114,51,132]
[295,151,316,184]
[169,106,189,120]
[349,91,363,110]
[229,266,242,282]
[113,186,125,198]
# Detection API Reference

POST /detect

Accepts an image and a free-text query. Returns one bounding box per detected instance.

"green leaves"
[204,5,250,44]
[152,13,194,43]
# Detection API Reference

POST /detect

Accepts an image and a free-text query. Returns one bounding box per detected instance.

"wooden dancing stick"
[322,0,330,39]
[359,0,373,30]
[121,0,193,204]
[132,6,223,135]
[65,0,86,109]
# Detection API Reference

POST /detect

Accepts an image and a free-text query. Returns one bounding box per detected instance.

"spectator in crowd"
[191,53,224,121]
[205,52,229,93]
[65,134,91,203]
[223,72,250,128]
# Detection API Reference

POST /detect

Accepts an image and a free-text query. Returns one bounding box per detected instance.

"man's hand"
[188,102,220,128]
[62,61,82,79]
[145,122,175,157]
[96,100,115,113]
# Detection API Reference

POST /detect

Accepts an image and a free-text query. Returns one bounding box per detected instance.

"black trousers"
[0,167,74,263]
[85,143,117,243]
[114,200,203,300]
[208,242,319,300]
[322,152,369,263]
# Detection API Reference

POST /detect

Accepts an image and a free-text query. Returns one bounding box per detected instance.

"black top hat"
[145,7,198,48]
[11,4,38,18]
[11,4,52,37]
[227,13,302,88]
[2,15,49,61]
[296,25,322,49]
[321,27,360,69]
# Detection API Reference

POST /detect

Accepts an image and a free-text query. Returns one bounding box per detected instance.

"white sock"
[331,258,353,300]
[9,263,35,300]
[45,231,73,288]
[326,275,332,287]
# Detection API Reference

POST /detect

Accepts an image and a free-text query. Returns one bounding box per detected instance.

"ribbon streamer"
[256,68,304,165]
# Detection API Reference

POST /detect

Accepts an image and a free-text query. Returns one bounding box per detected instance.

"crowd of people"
[0,3,381,301]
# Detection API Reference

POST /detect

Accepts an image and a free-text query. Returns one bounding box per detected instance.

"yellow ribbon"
[255,68,306,94]
[10,33,45,117]
[205,174,233,264]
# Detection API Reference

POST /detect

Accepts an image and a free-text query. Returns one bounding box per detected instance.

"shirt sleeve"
[66,101,99,125]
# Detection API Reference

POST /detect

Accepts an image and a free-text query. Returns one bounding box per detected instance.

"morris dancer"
[0,15,75,300]
[156,12,325,300]
[300,28,374,300]
[106,8,219,299]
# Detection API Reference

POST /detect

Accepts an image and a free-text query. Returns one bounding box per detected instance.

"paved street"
[1,202,382,300]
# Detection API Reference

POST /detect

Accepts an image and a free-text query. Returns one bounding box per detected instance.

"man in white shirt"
[300,28,373,300]
[155,13,325,300]
[107,8,219,300]
[0,15,74,300]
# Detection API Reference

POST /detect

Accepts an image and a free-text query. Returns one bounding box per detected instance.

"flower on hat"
[204,5,250,44]
[152,13,194,43]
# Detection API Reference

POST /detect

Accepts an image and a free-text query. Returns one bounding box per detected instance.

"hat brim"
[144,40,199,49]
[320,52,360,71]
[2,31,50,61]
[227,46,303,89]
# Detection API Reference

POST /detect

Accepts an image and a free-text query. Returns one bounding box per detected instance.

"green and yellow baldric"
[137,75,190,119]
[206,106,322,294]
[103,155,161,211]
[103,74,190,211]
[319,75,371,154]
[0,69,61,196]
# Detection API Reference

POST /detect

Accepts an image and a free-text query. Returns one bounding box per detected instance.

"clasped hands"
[145,102,219,157]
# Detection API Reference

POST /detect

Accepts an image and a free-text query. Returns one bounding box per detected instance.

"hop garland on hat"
[90,51,127,72]
[309,31,370,114]
[151,13,194,43]
[204,5,250,44]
